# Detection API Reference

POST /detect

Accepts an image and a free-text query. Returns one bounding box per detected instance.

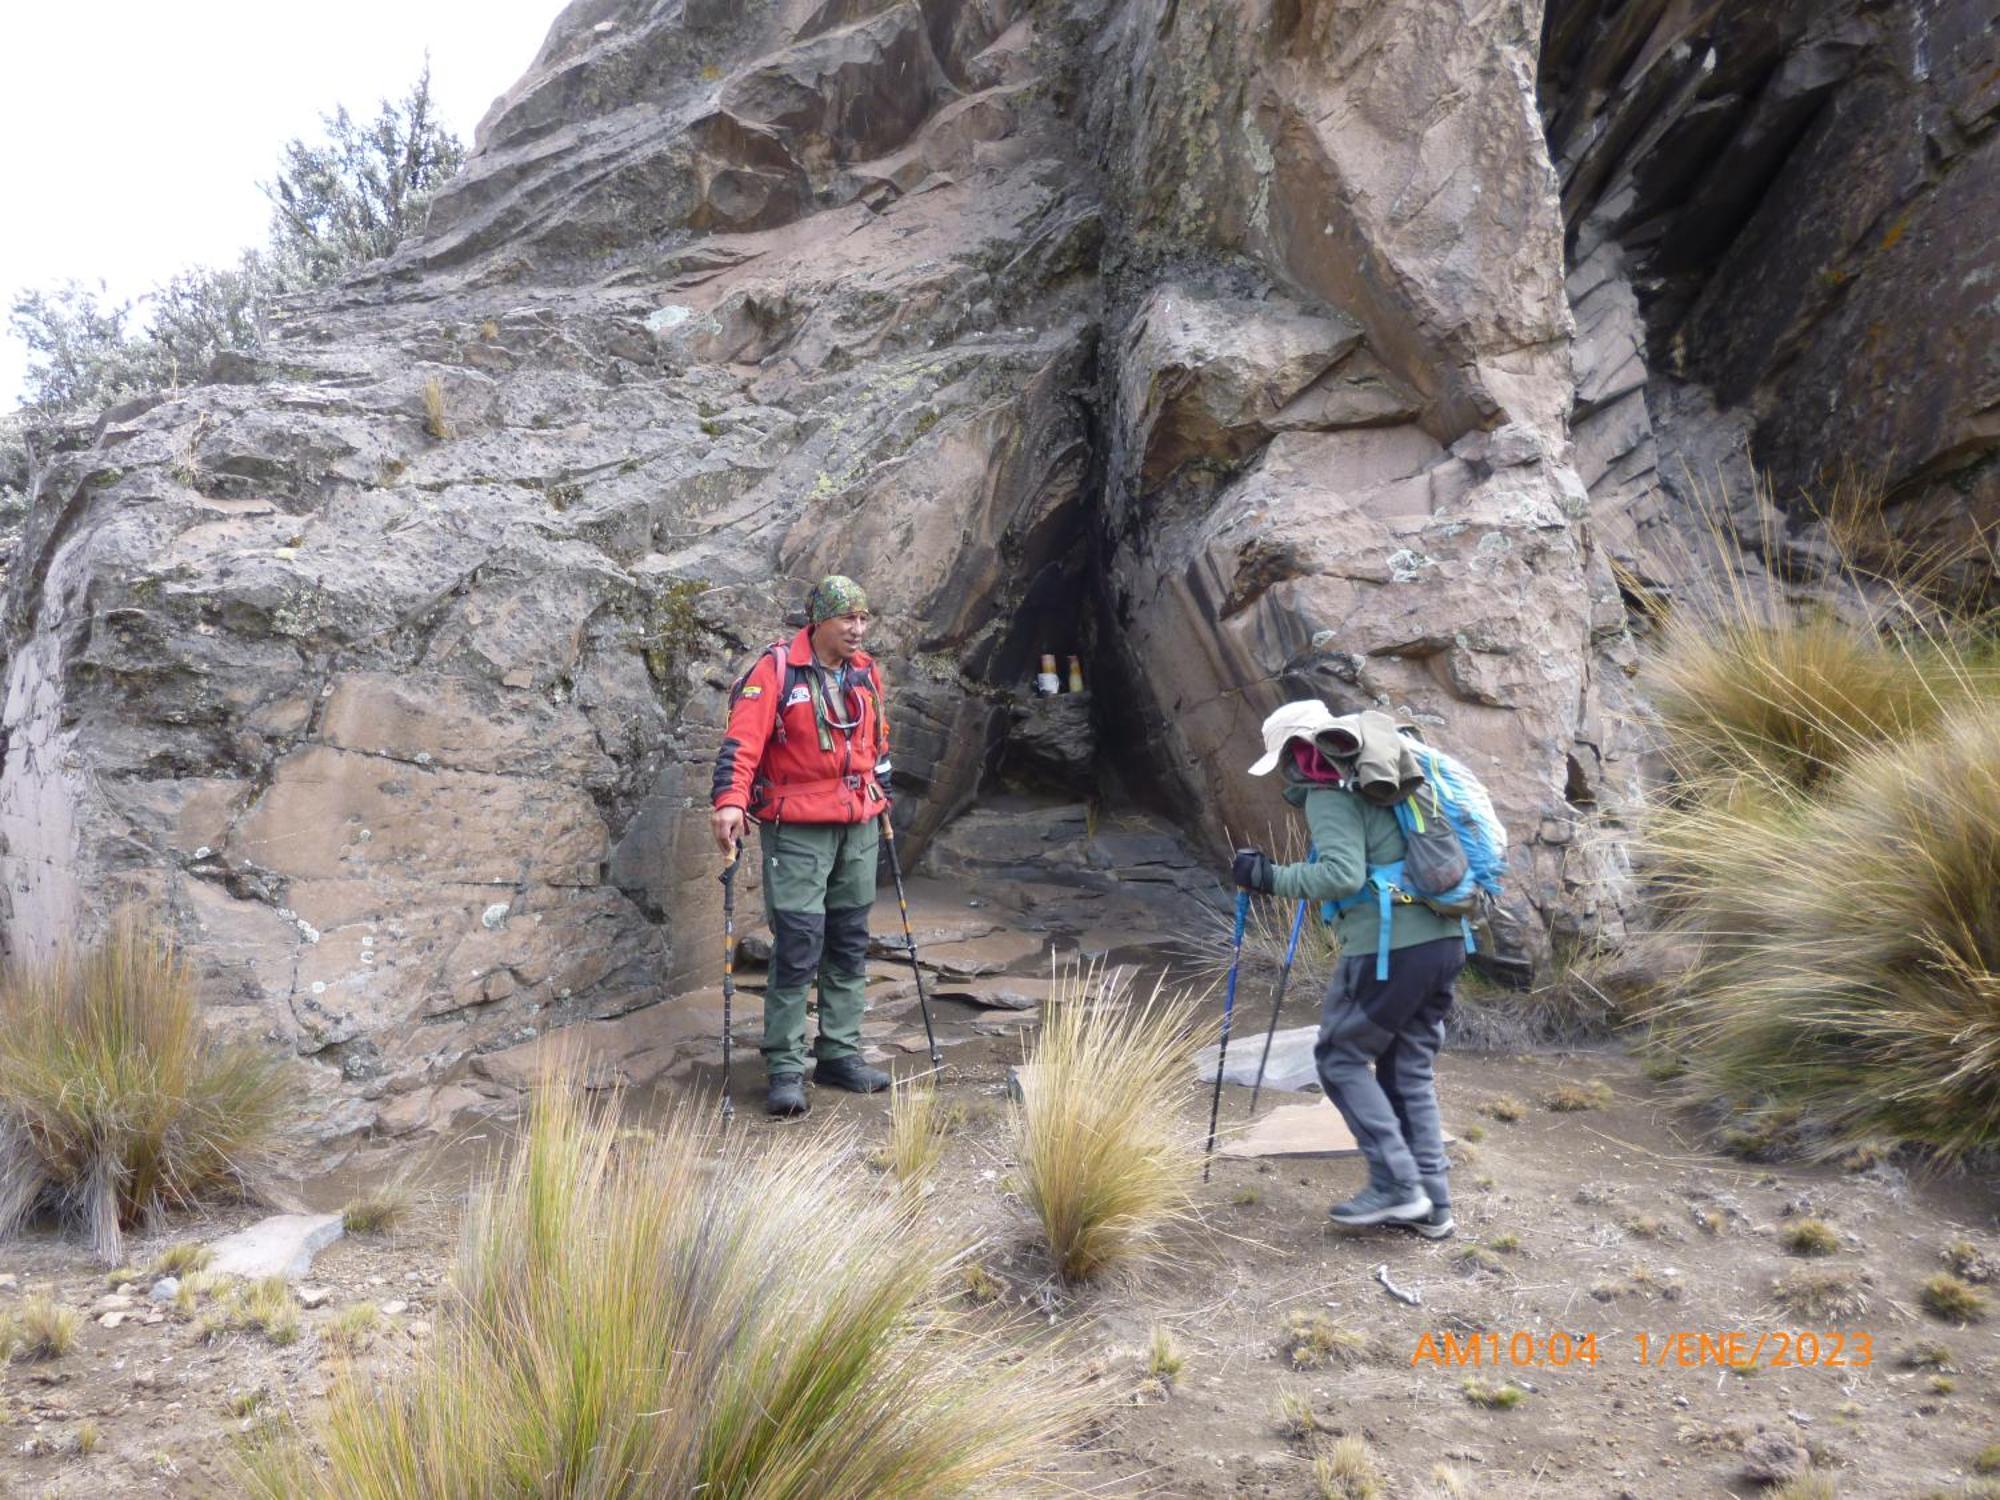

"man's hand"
[1231,848,1275,894]
[712,805,746,856]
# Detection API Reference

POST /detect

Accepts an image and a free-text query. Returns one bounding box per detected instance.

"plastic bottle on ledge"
[1035,653,1060,696]
[1067,655,1085,693]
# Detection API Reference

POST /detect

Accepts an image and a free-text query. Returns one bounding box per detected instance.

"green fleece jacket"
[1267,782,1462,956]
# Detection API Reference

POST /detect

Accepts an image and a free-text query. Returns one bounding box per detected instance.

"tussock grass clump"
[1144,1326,1184,1386]
[228,1277,301,1346]
[15,1295,81,1359]
[1273,1389,1322,1440]
[1780,1218,1841,1256]
[1920,1273,1989,1324]
[1900,1340,1953,1370]
[1281,1311,1367,1370]
[420,375,452,439]
[1460,1378,1525,1409]
[1974,1444,2000,1475]
[150,1242,212,1278]
[1421,1465,1481,1499]
[323,1302,379,1355]
[1773,1267,1869,1321]
[0,914,288,1262]
[1014,967,1202,1283]
[1314,1435,1384,1499]
[880,1075,952,1188]
[239,1078,1096,1499]
[1770,1473,1838,1500]
[1644,699,2000,1160]
[341,1174,414,1236]
[1943,1237,1997,1283]
[1481,1095,1525,1123]
[1540,1080,1611,1113]
[0,1312,18,1363]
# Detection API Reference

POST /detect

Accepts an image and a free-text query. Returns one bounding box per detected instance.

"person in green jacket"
[1231,701,1462,1239]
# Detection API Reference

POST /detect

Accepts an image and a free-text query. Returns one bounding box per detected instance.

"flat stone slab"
[1219,1097,1457,1159]
[1195,1023,1320,1093]
[207,1213,345,1280]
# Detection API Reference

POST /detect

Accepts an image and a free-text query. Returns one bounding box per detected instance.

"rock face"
[1,0,1641,1137]
[1543,0,2000,584]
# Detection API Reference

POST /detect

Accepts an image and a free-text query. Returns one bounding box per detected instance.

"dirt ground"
[3,877,1996,1499]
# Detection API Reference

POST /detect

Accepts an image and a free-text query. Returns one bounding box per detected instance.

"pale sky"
[0,1,566,408]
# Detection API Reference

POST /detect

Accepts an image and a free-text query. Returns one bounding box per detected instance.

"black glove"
[1231,848,1275,894]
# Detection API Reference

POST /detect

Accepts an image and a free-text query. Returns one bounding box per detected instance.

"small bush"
[1900,1341,1952,1370]
[0,914,288,1263]
[1281,1311,1366,1370]
[1482,1095,1525,1123]
[1459,1124,1485,1144]
[239,1074,1097,1498]
[1461,1378,1524,1409]
[1014,967,1202,1282]
[15,1295,81,1359]
[1780,1218,1841,1256]
[1974,1444,2000,1476]
[1920,1273,1989,1323]
[1315,1434,1384,1499]
[1488,1231,1521,1253]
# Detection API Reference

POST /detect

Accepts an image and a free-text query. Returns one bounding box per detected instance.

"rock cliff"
[1544,0,2000,586]
[4,0,1657,1135]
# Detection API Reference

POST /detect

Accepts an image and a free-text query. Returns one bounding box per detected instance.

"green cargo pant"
[759,818,880,1078]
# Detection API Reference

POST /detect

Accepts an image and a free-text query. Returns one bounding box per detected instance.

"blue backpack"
[1324,739,1509,980]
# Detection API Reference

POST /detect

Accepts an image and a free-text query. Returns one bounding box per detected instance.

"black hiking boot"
[814,1055,891,1093]
[765,1073,809,1117]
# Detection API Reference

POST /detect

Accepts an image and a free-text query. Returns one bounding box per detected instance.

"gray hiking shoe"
[1393,1203,1455,1240]
[1328,1182,1433,1227]
[765,1074,809,1117]
[814,1055,891,1093]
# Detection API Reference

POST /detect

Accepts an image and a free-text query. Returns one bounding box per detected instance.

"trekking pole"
[1203,888,1251,1182]
[1248,895,1309,1120]
[878,814,944,1070]
[718,837,743,1123]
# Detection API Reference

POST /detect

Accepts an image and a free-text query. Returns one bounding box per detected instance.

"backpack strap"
[1326,859,1413,982]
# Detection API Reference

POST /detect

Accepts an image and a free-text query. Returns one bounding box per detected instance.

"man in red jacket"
[711,576,893,1116]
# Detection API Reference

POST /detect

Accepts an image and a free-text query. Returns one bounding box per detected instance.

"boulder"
[206,1213,345,1281]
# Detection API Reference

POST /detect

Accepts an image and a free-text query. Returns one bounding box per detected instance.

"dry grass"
[1273,1389,1322,1440]
[880,1075,952,1189]
[227,1276,302,1346]
[1943,1237,1997,1283]
[1420,1465,1482,1499]
[1314,1435,1384,1499]
[1642,698,2000,1160]
[1541,1080,1612,1112]
[1773,1267,1869,1321]
[15,1294,81,1359]
[323,1302,379,1355]
[342,1171,415,1236]
[1779,1218,1841,1256]
[150,1241,212,1277]
[240,1074,1097,1499]
[1920,1273,1989,1324]
[1770,1473,1838,1500]
[1280,1311,1367,1370]
[1144,1325,1184,1386]
[960,1262,1001,1304]
[1461,1378,1525,1409]
[0,914,288,1262]
[420,375,452,439]
[1013,965,1203,1283]
[1481,1095,1525,1123]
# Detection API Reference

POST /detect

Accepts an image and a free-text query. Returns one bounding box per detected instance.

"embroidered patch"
[784,686,812,708]
[739,684,764,698]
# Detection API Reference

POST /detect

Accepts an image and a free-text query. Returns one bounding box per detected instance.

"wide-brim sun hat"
[1247,700,1342,775]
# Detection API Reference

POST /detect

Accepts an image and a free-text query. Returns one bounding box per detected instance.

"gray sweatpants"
[1313,937,1464,1202]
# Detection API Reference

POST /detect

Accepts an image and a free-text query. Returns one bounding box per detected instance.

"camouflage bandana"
[805,575,869,625]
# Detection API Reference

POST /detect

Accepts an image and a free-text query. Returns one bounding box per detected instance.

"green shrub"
[0,914,289,1262]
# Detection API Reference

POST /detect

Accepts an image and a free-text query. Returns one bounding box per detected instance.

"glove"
[1231,848,1275,894]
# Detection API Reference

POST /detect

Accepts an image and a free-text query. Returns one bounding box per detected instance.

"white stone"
[296,1286,333,1309]
[1194,1024,1321,1093]
[206,1213,345,1280]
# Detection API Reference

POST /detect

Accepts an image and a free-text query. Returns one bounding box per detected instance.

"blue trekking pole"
[1203,889,1252,1182]
[1248,895,1310,1119]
